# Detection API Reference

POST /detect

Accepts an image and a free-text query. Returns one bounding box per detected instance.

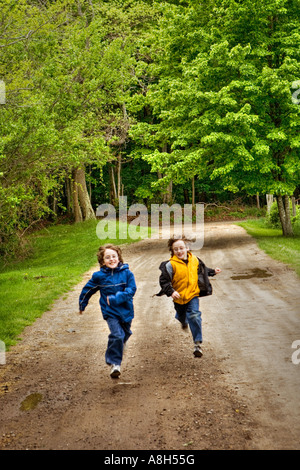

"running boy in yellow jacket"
[156,236,221,357]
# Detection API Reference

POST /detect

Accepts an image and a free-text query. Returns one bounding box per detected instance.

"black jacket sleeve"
[197,258,215,297]
[155,261,175,297]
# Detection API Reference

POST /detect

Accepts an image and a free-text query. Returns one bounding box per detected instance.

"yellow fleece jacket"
[170,252,200,305]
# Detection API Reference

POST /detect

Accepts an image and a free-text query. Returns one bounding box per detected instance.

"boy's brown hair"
[97,244,124,266]
[167,235,190,256]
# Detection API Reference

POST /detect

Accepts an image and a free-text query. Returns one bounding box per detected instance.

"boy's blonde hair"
[97,244,124,266]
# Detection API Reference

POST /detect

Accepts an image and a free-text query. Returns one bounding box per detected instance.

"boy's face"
[103,248,119,269]
[172,240,188,260]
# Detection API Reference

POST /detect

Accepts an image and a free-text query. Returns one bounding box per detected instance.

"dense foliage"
[1,0,299,258]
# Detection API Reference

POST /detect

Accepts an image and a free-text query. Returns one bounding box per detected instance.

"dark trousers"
[105,317,132,366]
[174,297,202,343]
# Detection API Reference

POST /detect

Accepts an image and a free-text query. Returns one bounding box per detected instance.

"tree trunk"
[256,192,260,209]
[266,194,273,213]
[88,164,92,200]
[65,177,72,215]
[291,196,296,217]
[164,180,172,204]
[52,190,57,215]
[72,167,95,222]
[157,171,173,204]
[157,144,173,204]
[184,188,189,204]
[277,195,294,236]
[110,164,117,206]
[192,177,195,207]
[117,153,122,198]
[71,171,83,223]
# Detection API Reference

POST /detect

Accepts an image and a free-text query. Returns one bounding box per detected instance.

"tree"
[133,0,300,236]
[0,0,64,254]
[0,0,160,253]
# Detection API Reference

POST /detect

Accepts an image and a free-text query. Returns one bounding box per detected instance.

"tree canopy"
[131,0,300,234]
[0,0,299,258]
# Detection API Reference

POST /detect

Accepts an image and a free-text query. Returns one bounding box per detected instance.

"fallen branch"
[202,203,232,211]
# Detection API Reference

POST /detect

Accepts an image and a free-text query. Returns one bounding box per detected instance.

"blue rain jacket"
[79,263,137,322]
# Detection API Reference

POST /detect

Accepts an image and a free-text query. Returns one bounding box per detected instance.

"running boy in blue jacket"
[79,244,137,379]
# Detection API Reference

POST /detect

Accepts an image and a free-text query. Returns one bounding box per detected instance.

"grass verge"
[237,218,300,278]
[0,220,137,349]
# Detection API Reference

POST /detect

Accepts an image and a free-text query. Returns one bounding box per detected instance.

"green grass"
[237,218,300,277]
[0,219,138,349]
[2,215,299,351]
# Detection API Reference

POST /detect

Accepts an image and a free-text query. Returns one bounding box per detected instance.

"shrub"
[266,201,300,229]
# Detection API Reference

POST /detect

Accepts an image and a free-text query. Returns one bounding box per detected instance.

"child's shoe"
[193,342,203,358]
[110,364,121,378]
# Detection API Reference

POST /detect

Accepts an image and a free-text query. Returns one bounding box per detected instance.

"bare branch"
[0,10,64,48]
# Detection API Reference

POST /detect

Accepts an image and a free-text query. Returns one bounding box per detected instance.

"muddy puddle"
[20,393,43,411]
[231,268,272,280]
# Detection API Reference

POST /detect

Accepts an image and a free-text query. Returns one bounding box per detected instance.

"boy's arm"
[197,258,221,277]
[107,271,137,307]
[79,273,100,312]
[156,261,175,297]
[207,267,221,276]
[207,267,217,276]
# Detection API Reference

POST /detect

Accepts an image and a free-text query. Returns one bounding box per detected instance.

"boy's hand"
[171,291,181,300]
[215,267,222,274]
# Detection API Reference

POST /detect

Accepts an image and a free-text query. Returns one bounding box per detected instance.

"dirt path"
[1,222,300,450]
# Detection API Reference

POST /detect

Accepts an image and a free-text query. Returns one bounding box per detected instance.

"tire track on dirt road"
[202,222,300,449]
